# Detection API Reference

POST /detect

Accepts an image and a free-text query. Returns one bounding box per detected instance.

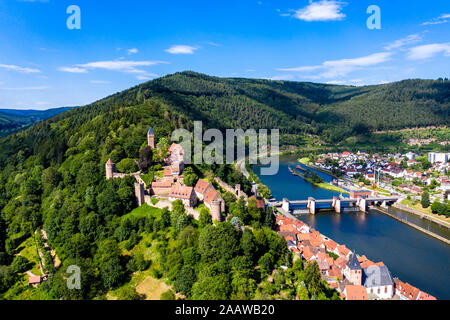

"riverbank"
[373,206,450,245]
[289,167,348,195]
[298,157,342,180]
[394,202,450,229]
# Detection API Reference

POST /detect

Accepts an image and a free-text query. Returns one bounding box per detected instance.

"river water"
[253,155,450,300]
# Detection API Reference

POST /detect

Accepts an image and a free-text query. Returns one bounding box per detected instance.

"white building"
[362,265,394,299]
[428,152,450,164]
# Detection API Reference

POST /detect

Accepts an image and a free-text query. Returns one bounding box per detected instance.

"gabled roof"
[195,179,212,195]
[344,285,368,300]
[28,275,41,284]
[347,252,362,270]
[168,185,194,200]
[363,265,393,288]
[204,187,221,205]
[148,127,154,135]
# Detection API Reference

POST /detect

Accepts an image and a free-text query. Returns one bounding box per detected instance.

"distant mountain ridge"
[0,107,73,137]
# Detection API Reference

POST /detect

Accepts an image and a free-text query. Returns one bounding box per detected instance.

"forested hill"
[0,72,448,167]
[100,72,449,136]
[0,107,73,137]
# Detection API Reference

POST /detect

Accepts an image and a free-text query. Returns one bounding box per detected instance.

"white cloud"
[205,42,221,47]
[136,73,158,80]
[72,60,167,74]
[165,45,198,55]
[277,52,392,78]
[128,48,138,55]
[269,74,296,81]
[384,34,422,51]
[0,64,40,73]
[293,1,346,22]
[58,67,88,73]
[0,86,50,90]
[90,80,111,84]
[407,43,450,60]
[422,13,450,25]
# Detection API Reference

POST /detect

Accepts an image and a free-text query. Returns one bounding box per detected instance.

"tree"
[183,167,199,187]
[304,262,324,299]
[431,199,441,214]
[96,184,121,217]
[155,137,169,163]
[240,229,257,262]
[160,289,176,300]
[138,146,153,173]
[199,208,212,228]
[421,191,430,208]
[230,216,242,229]
[174,266,197,296]
[191,274,231,300]
[263,207,275,229]
[257,184,271,199]
[117,287,144,300]
[258,252,274,275]
[11,255,32,273]
[198,223,239,263]
[116,158,138,173]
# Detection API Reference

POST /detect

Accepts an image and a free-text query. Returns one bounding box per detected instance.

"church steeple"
[147,127,155,149]
[348,251,362,270]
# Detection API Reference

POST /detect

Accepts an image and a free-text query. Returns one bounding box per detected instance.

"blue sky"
[0,0,449,109]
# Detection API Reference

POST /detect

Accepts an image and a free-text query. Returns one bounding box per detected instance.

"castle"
[105,126,224,222]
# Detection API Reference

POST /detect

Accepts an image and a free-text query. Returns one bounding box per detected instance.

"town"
[275,214,436,300]
[304,151,450,218]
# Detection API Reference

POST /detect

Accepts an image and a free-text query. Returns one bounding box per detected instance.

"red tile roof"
[168,185,194,200]
[344,285,368,300]
[194,179,212,195]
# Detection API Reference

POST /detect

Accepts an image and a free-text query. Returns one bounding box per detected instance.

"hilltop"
[0,72,448,166]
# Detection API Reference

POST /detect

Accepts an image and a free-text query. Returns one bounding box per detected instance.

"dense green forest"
[0,95,337,300]
[80,71,448,143]
[0,108,72,138]
[0,71,448,300]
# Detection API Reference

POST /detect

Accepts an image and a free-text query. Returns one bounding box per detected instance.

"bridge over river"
[271,196,399,214]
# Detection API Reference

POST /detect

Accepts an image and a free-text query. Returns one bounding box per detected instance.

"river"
[253,155,450,300]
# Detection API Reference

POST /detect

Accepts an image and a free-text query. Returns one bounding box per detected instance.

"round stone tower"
[211,200,222,222]
[105,158,116,180]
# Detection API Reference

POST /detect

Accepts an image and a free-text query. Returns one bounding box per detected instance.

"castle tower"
[105,158,116,180]
[147,127,155,149]
[346,251,362,286]
[211,200,222,222]
[135,183,145,207]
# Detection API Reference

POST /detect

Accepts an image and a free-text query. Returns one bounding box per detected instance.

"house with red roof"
[342,285,368,300]
[168,185,196,207]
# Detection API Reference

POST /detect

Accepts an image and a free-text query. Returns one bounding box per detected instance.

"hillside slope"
[87,72,449,140]
[0,72,448,166]
[0,107,73,137]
